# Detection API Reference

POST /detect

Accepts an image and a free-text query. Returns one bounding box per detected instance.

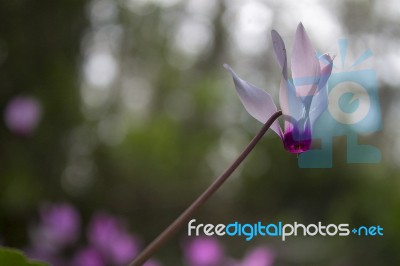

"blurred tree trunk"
[0,0,89,246]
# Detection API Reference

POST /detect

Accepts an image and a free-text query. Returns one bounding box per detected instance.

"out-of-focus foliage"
[0,248,48,266]
[1,0,400,265]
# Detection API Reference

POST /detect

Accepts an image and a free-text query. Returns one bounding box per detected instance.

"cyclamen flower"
[225,23,334,154]
[30,203,80,253]
[238,246,275,266]
[88,213,139,265]
[183,237,224,266]
[4,96,41,136]
[72,247,105,266]
[225,246,275,266]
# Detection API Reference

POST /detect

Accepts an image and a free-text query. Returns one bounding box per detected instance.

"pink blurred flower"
[88,214,120,252]
[72,247,105,266]
[225,246,275,266]
[109,232,138,265]
[26,247,66,266]
[31,203,80,252]
[4,96,41,136]
[88,213,139,265]
[184,237,224,266]
[239,246,275,266]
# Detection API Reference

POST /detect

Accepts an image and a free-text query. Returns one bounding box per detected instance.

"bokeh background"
[1,0,400,265]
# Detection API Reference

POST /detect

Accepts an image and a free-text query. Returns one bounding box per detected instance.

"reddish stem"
[129,111,282,266]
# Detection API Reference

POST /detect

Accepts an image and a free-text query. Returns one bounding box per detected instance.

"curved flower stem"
[129,111,282,266]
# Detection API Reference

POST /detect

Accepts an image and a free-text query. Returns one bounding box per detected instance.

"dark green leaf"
[0,248,48,266]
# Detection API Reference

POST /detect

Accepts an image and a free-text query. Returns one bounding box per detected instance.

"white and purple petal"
[279,77,306,134]
[271,30,288,79]
[317,53,334,90]
[224,64,282,138]
[291,23,321,97]
[308,84,328,129]
[308,53,334,129]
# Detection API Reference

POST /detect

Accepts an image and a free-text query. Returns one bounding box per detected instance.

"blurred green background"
[1,0,400,265]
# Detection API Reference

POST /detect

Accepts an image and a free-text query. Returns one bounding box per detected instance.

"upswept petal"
[291,23,320,97]
[224,64,282,138]
[279,78,305,133]
[272,28,305,134]
[308,54,334,128]
[271,30,288,79]
[308,83,328,129]
[317,53,334,90]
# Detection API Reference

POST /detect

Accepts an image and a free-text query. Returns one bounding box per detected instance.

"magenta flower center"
[283,130,312,154]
